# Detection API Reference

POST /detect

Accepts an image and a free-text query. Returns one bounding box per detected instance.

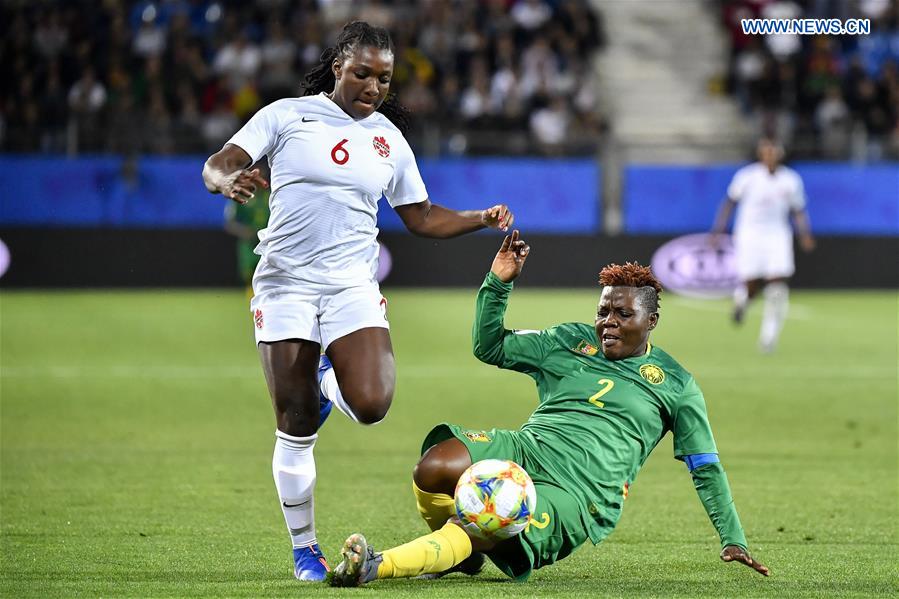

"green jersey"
[473,272,719,544]
[224,190,270,283]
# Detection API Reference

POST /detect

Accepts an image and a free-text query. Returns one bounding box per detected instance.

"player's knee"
[350,391,393,425]
[414,443,465,494]
[352,401,390,425]
[344,381,393,425]
[412,456,443,492]
[270,386,320,435]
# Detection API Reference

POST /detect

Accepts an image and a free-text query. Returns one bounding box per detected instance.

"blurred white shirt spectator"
[68,69,107,113]
[815,85,850,157]
[213,33,262,91]
[761,1,802,61]
[33,10,68,59]
[202,98,240,150]
[858,0,892,18]
[133,21,167,58]
[511,0,552,31]
[260,21,297,92]
[530,96,571,150]
[520,36,559,99]
[460,69,493,121]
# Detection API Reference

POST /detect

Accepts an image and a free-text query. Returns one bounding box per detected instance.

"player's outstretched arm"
[490,229,530,283]
[721,544,769,576]
[688,460,769,577]
[395,200,513,238]
[473,231,540,368]
[203,143,269,205]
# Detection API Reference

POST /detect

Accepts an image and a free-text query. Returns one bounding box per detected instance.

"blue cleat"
[293,543,330,581]
[317,355,334,427]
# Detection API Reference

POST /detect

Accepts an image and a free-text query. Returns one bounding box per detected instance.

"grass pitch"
[1,287,896,597]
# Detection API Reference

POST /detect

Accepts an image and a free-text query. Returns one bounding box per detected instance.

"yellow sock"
[376,522,472,579]
[412,480,456,531]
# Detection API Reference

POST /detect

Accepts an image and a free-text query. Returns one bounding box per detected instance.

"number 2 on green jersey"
[589,379,615,408]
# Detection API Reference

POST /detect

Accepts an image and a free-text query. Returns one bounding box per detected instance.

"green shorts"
[237,241,260,285]
[422,423,593,581]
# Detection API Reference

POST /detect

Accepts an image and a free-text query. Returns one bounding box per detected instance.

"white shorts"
[734,233,795,281]
[249,275,389,349]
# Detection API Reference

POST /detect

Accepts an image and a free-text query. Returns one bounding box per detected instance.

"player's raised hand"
[481,204,514,232]
[491,229,530,283]
[223,168,269,205]
[720,545,769,577]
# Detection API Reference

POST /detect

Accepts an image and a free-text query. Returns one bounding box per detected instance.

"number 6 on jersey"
[331,139,350,165]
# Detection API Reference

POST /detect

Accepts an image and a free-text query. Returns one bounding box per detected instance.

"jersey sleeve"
[472,272,551,377]
[226,101,283,164]
[385,134,428,208]
[672,377,718,459]
[788,171,807,210]
[726,168,747,202]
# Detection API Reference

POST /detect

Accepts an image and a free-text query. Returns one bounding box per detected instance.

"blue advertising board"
[624,163,898,235]
[0,156,600,233]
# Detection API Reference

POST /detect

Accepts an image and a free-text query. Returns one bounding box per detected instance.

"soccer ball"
[454,459,537,540]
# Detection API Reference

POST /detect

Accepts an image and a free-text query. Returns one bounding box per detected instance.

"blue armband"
[684,453,719,472]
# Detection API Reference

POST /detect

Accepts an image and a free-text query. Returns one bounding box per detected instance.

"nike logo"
[301,117,317,123]
[283,499,311,508]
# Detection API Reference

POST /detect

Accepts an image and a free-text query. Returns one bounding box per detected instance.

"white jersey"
[227,93,428,283]
[727,162,806,241]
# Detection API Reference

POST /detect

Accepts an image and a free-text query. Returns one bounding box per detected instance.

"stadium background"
[1,1,897,597]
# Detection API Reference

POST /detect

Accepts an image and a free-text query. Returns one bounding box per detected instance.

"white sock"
[320,368,361,423]
[733,284,749,311]
[272,430,318,548]
[759,282,789,350]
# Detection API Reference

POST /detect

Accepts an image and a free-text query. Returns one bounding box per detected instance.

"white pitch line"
[667,296,814,320]
[1,363,893,380]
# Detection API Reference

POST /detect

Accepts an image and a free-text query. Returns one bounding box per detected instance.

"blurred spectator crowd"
[720,0,899,160]
[0,0,604,157]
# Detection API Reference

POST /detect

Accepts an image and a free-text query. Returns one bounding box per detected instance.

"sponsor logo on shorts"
[463,430,491,443]
[254,308,264,329]
[379,296,388,320]
[373,136,390,158]
[623,481,629,500]
[574,340,598,356]
[639,364,665,385]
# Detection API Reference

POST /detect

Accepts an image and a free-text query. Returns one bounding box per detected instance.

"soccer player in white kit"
[713,138,815,353]
[201,21,514,581]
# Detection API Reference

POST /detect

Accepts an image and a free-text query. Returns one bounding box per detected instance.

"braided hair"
[301,21,411,135]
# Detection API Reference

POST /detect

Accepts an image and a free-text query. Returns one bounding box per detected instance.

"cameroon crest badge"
[639,364,665,385]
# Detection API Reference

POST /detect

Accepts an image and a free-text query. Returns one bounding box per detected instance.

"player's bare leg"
[320,327,395,424]
[759,277,790,353]
[414,439,473,495]
[259,339,331,580]
[412,439,486,578]
[733,278,763,325]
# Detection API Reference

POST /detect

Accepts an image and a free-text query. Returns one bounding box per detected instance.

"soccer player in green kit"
[330,230,769,586]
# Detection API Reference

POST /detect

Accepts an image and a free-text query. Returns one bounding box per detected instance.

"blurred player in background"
[330,230,768,587]
[713,138,815,353]
[223,164,270,299]
[202,21,513,581]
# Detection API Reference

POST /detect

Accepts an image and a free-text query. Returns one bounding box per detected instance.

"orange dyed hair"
[598,262,663,311]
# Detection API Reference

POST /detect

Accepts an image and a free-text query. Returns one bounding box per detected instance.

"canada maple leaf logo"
[373,136,390,158]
